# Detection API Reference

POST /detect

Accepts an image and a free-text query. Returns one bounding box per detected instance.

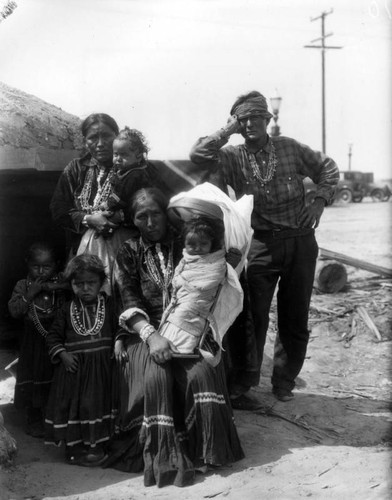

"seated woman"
[106,187,244,488]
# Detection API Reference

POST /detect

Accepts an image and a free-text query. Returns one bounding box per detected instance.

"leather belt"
[253,227,314,240]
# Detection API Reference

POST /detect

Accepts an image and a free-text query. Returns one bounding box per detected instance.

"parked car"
[304,170,391,205]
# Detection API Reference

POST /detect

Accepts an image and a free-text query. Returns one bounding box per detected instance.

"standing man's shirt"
[190,132,339,231]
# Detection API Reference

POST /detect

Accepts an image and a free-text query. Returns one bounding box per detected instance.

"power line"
[304,9,342,153]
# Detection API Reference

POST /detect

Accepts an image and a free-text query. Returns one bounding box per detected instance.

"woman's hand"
[147,332,178,365]
[59,351,79,373]
[85,212,119,234]
[114,339,128,363]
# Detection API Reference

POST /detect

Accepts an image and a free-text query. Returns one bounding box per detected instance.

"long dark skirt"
[14,320,53,411]
[45,349,114,448]
[106,336,244,487]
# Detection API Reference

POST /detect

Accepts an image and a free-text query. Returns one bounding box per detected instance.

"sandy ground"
[0,200,391,500]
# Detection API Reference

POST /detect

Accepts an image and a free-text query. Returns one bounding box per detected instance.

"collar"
[244,134,272,155]
[116,163,147,180]
[140,228,175,251]
[80,153,113,170]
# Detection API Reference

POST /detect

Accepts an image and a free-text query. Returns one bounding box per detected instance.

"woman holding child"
[50,114,167,291]
[50,113,121,258]
[106,187,244,487]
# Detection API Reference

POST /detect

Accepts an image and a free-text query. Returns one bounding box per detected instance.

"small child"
[8,241,68,437]
[44,254,116,467]
[158,216,227,355]
[100,127,157,226]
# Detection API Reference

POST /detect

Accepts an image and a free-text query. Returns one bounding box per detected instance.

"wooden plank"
[356,306,382,341]
[319,248,392,278]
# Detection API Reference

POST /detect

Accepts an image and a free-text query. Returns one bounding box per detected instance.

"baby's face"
[184,233,212,256]
[113,139,140,170]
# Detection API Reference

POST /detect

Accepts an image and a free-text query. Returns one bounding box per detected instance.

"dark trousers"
[245,231,318,391]
[224,274,260,393]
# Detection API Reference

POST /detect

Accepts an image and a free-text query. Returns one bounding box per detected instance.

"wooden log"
[319,248,392,278]
[314,260,348,293]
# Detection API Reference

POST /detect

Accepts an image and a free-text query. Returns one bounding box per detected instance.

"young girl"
[44,254,116,467]
[158,216,238,360]
[8,241,68,438]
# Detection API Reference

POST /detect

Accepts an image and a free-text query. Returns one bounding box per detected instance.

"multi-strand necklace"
[78,166,115,213]
[145,242,174,308]
[27,278,57,337]
[70,294,106,337]
[247,141,278,185]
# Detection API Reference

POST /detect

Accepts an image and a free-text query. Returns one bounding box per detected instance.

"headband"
[231,95,273,120]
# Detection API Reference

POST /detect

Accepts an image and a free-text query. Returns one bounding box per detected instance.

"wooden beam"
[319,248,392,278]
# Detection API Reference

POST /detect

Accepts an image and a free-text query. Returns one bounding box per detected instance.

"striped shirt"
[190,132,339,230]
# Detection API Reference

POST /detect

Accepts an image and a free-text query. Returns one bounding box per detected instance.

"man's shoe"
[272,387,294,402]
[230,393,264,411]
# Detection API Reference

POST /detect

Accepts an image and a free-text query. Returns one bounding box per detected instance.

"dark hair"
[183,216,224,252]
[81,113,119,138]
[230,90,263,115]
[25,241,58,264]
[115,127,149,156]
[130,188,169,219]
[64,254,107,284]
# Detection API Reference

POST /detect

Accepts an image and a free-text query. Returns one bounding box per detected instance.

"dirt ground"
[0,200,391,500]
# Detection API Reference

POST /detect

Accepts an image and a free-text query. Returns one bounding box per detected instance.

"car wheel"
[383,194,391,202]
[338,188,353,204]
[352,195,363,203]
[371,189,384,202]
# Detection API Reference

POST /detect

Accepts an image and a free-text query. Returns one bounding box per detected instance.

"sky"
[0,0,391,178]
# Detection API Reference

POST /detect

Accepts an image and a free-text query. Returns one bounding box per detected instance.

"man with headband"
[189,90,339,406]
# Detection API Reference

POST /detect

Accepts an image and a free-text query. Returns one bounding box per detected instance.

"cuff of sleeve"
[314,196,328,206]
[314,191,332,205]
[216,129,231,142]
[49,346,65,364]
[119,307,150,332]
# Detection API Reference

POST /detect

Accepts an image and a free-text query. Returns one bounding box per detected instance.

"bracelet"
[139,324,156,343]
[82,215,89,227]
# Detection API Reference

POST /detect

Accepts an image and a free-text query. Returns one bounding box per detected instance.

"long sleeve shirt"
[190,131,339,231]
[113,233,183,332]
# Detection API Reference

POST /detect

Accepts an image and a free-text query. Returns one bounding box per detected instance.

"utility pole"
[304,9,342,153]
[348,143,353,171]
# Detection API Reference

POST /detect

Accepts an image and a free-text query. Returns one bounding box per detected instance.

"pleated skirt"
[106,336,244,487]
[45,348,114,448]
